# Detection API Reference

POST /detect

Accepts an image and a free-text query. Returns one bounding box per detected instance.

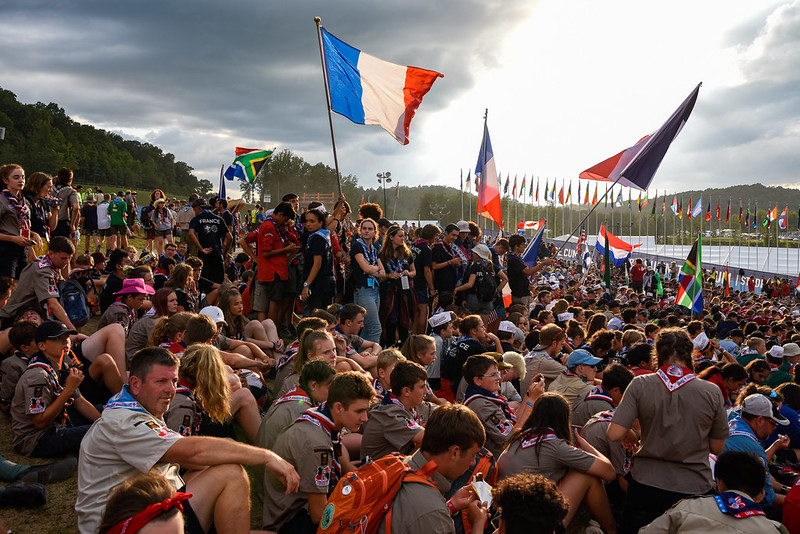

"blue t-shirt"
[723,415,776,506]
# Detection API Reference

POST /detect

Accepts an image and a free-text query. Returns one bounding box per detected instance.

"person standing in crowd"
[506,234,555,308]
[0,164,37,280]
[300,208,336,313]
[51,168,80,243]
[150,198,174,256]
[350,218,384,342]
[431,223,463,301]
[409,223,440,335]
[96,193,111,254]
[608,327,730,533]
[187,198,231,294]
[22,172,58,260]
[108,191,130,252]
[379,225,416,347]
[79,196,100,255]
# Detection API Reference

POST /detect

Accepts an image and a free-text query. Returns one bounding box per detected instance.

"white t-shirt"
[96,201,111,230]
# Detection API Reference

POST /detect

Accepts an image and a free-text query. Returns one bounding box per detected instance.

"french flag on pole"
[594,225,640,267]
[320,27,443,145]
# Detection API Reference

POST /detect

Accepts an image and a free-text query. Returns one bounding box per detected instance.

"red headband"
[106,492,192,534]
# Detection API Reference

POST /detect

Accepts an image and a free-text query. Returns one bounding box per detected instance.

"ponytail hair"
[400,334,435,365]
[149,312,194,347]
[294,330,334,373]
[179,344,230,423]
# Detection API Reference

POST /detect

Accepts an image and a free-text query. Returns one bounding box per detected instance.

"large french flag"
[321,28,443,145]
[594,225,640,267]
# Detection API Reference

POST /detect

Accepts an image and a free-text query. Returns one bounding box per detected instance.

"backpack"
[445,447,498,534]
[58,279,91,328]
[317,452,437,534]
[474,269,498,302]
[139,205,152,226]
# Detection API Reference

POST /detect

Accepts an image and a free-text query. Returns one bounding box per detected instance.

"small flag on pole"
[676,235,703,314]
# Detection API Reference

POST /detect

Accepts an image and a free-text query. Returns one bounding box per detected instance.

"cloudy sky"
[1,0,799,199]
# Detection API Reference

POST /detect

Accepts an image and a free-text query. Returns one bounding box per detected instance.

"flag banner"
[503,175,509,195]
[662,195,666,215]
[603,227,611,293]
[692,198,703,219]
[558,184,564,205]
[725,201,730,223]
[585,183,591,205]
[320,27,443,145]
[535,177,539,201]
[466,170,471,188]
[616,188,623,207]
[543,178,548,202]
[739,201,743,224]
[218,166,226,200]
[592,184,598,206]
[604,185,608,207]
[638,192,643,212]
[779,207,788,229]
[578,83,701,191]
[475,118,503,229]
[676,235,703,314]
[678,198,683,219]
[512,175,517,197]
[517,220,546,231]
[224,149,273,183]
[566,182,572,203]
[578,182,582,204]
[595,225,641,266]
[520,175,526,197]
[716,203,721,221]
[705,202,711,222]
[551,181,556,200]
[723,265,730,297]
[671,196,678,215]
[576,224,586,255]
[651,191,658,216]
[628,189,632,207]
[522,225,546,269]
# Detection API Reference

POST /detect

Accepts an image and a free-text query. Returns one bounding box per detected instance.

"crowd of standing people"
[2,162,800,533]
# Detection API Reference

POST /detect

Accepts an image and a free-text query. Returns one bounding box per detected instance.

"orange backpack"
[317,452,438,534]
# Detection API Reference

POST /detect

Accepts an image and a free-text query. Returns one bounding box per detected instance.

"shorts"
[154,229,172,238]
[415,286,429,305]
[252,277,287,312]
[83,228,100,237]
[466,293,494,315]
[0,241,27,279]
[53,220,71,238]
[178,485,216,534]
[109,224,127,236]
[98,227,111,237]
[145,228,155,239]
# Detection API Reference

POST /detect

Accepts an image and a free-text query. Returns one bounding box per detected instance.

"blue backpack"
[58,279,91,328]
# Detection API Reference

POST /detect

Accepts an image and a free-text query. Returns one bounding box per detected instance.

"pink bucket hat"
[114,278,156,296]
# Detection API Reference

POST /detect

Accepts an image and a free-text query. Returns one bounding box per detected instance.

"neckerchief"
[276,341,300,370]
[585,386,614,405]
[105,385,150,414]
[106,492,192,534]
[37,254,61,283]
[519,427,557,449]
[274,385,314,408]
[26,193,50,240]
[464,384,517,424]
[114,301,138,332]
[714,491,765,519]
[296,403,341,487]
[381,391,421,427]
[728,415,759,443]
[385,257,405,274]
[174,379,202,436]
[356,237,378,266]
[2,189,30,231]
[373,377,388,399]
[160,340,186,357]
[264,214,288,245]
[562,369,581,378]
[311,228,332,247]
[13,350,30,365]
[656,364,696,392]
[592,410,615,423]
[26,354,72,422]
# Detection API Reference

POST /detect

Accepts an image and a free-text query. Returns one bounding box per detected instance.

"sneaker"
[16,457,78,485]
[0,482,46,508]
[584,519,604,534]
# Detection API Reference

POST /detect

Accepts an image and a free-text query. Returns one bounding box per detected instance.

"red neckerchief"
[106,492,193,534]
[114,301,138,330]
[520,427,558,449]
[274,385,313,408]
[2,189,30,230]
[37,255,61,282]
[585,386,614,405]
[276,341,300,370]
[656,364,696,392]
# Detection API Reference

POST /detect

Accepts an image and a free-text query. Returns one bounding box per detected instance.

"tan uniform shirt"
[464,396,515,457]
[639,490,788,533]
[272,359,296,396]
[360,400,422,462]
[76,391,183,534]
[521,349,566,392]
[262,417,335,530]
[164,389,202,437]
[97,302,134,337]
[571,388,615,426]
[0,194,25,237]
[580,413,629,476]
[548,373,593,407]
[10,357,78,455]
[376,450,454,534]
[0,353,29,402]
[257,393,314,451]
[0,257,60,321]
[125,313,158,368]
[497,434,596,483]
[612,373,729,494]
[277,373,300,398]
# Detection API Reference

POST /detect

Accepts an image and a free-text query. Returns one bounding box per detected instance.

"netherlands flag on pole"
[320,27,443,145]
[594,225,640,267]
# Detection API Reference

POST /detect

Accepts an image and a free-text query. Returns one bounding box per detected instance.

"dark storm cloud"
[0,0,530,185]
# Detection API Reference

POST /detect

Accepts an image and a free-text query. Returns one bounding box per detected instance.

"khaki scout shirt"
[360,399,422,462]
[262,417,335,531]
[521,348,566,392]
[377,449,454,534]
[0,353,30,402]
[76,388,183,534]
[10,356,78,455]
[464,395,515,457]
[497,434,596,483]
[0,256,60,321]
[547,373,593,407]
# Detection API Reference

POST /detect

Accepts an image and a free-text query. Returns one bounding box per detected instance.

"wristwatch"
[303,282,309,288]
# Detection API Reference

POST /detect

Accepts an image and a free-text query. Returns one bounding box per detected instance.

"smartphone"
[571,425,582,442]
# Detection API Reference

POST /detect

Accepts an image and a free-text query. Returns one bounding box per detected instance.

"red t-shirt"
[631,264,645,282]
[257,217,289,282]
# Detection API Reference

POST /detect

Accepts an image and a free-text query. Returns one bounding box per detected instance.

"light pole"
[377,171,392,212]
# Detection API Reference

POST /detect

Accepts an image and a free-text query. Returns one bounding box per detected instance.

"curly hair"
[492,473,568,534]
[179,344,230,423]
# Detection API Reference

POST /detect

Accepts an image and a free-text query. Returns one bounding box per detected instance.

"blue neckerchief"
[311,228,332,247]
[104,384,150,414]
[265,214,288,244]
[356,237,377,265]
[714,491,765,519]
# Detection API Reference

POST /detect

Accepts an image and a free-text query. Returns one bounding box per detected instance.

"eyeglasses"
[479,372,501,379]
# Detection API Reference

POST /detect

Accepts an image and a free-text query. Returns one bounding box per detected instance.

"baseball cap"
[200,306,227,325]
[498,321,516,334]
[741,394,789,425]
[36,321,78,344]
[566,349,602,369]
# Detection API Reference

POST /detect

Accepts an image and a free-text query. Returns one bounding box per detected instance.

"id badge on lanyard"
[367,276,375,288]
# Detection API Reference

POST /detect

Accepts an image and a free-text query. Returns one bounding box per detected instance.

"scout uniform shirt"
[10,353,79,455]
[580,410,630,477]
[256,384,314,452]
[376,449,455,534]
[548,370,593,407]
[572,386,616,426]
[521,347,566,393]
[97,301,137,337]
[463,385,517,457]
[0,255,62,323]
[76,386,183,534]
[0,351,31,404]
[164,380,203,437]
[262,403,340,531]
[497,427,596,483]
[360,391,423,462]
[639,490,788,533]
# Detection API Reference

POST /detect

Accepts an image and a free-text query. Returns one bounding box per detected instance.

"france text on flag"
[321,27,443,145]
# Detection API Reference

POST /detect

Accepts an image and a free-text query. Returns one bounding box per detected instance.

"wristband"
[525,401,534,407]
[446,499,457,516]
